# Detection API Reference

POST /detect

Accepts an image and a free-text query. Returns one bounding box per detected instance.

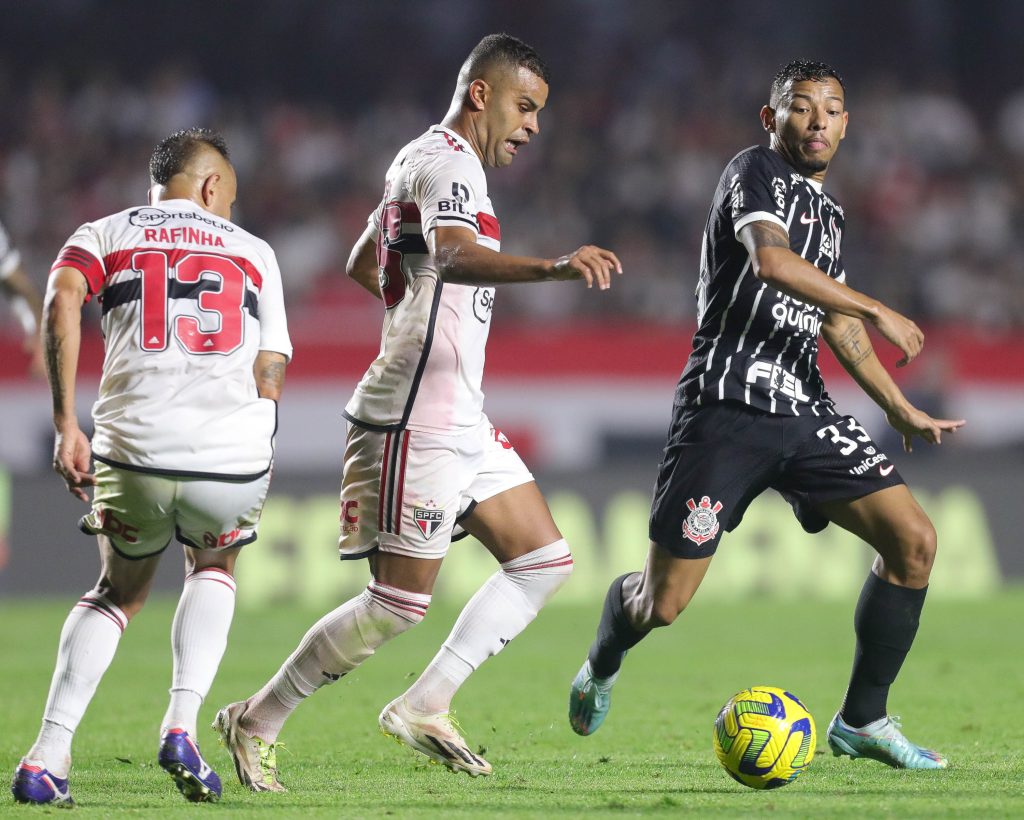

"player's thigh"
[775,413,904,535]
[340,424,475,562]
[368,551,444,596]
[459,420,556,562]
[816,484,936,585]
[174,470,271,553]
[462,481,561,563]
[80,462,176,560]
[649,402,777,559]
[625,540,715,628]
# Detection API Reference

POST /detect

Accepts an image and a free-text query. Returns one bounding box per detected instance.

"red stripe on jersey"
[439,132,469,154]
[477,213,501,241]
[102,248,264,291]
[52,246,105,298]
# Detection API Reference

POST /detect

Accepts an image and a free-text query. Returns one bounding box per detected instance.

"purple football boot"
[158,728,222,802]
[11,760,74,806]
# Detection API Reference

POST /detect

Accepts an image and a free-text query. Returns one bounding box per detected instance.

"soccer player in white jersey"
[0,217,45,376]
[214,33,621,787]
[11,129,292,806]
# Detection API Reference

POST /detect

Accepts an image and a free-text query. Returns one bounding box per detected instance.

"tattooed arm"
[43,267,95,501]
[738,220,923,367]
[254,351,288,401]
[822,310,965,452]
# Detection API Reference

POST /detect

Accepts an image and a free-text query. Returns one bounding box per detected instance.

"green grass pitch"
[2,589,1022,817]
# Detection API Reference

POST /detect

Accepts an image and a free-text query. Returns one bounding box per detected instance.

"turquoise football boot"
[568,659,619,736]
[827,713,948,769]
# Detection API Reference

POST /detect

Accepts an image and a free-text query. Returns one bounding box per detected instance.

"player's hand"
[53,423,96,503]
[870,305,924,367]
[885,406,966,453]
[551,246,622,290]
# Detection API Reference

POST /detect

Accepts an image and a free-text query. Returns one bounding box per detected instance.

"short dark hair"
[464,33,550,85]
[149,128,230,185]
[770,60,845,108]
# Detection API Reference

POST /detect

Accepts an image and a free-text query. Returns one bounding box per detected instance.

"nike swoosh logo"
[800,213,818,224]
[879,464,894,476]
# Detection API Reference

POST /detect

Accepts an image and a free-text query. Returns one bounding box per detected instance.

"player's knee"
[363,580,430,641]
[500,540,574,611]
[900,516,937,582]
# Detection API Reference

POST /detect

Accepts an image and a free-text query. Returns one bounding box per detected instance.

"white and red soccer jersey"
[52,199,292,479]
[0,218,22,281]
[344,125,501,434]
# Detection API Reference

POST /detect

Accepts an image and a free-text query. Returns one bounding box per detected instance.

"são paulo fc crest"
[682,496,724,546]
[414,507,444,539]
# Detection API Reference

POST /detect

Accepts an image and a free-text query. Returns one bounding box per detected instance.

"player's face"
[482,66,548,168]
[764,79,847,179]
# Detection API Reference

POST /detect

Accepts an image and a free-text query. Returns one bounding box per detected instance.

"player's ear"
[760,105,776,133]
[200,173,220,209]
[467,78,489,112]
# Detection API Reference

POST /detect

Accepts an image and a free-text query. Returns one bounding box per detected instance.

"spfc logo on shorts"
[682,496,723,546]
[414,507,444,539]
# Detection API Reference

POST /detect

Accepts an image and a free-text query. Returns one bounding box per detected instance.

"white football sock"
[161,568,237,738]
[27,592,128,778]
[241,580,429,742]
[404,540,573,715]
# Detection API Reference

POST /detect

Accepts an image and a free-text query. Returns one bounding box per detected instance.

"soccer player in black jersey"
[569,61,964,769]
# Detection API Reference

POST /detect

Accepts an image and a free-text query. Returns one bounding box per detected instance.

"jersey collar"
[430,124,476,156]
[803,177,823,193]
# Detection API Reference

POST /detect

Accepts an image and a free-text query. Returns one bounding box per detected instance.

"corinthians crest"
[682,496,723,546]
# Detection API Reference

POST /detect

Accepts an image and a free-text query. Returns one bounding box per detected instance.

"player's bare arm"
[43,266,95,502]
[254,351,288,401]
[822,310,965,452]
[431,225,622,290]
[346,223,383,300]
[740,219,924,366]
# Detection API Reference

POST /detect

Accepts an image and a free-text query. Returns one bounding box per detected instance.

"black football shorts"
[648,400,905,559]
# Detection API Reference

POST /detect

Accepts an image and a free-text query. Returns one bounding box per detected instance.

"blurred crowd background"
[2,1,1022,593]
[2,0,1023,340]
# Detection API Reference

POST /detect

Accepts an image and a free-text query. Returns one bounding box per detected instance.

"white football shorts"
[338,415,534,560]
[80,461,272,559]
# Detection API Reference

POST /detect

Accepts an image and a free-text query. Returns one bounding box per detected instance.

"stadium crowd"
[1,2,1022,341]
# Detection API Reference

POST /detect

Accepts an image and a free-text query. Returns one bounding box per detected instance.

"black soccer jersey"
[677,145,845,416]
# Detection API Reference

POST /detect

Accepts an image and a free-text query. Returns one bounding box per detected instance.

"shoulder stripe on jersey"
[103,248,264,291]
[53,246,105,296]
[100,277,259,318]
[477,213,501,241]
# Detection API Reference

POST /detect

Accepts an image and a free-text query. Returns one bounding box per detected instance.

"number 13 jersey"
[344,125,501,435]
[51,199,292,479]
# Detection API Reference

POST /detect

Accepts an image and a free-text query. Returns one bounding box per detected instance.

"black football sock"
[587,572,650,679]
[839,571,928,728]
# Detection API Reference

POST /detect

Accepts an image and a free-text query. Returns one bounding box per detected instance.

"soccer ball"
[712,686,816,789]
